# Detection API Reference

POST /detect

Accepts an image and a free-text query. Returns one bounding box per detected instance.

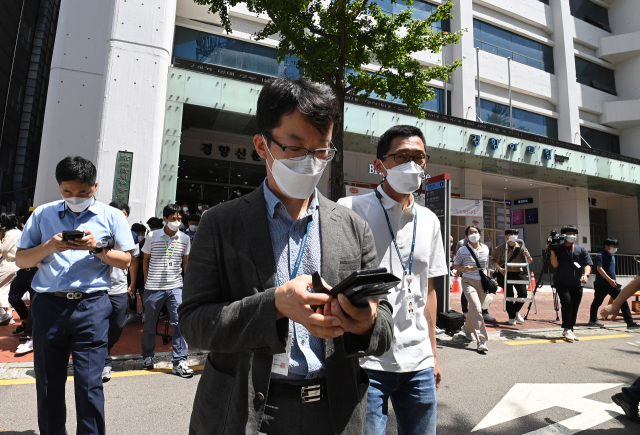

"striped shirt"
[141,228,191,290]
[454,242,490,280]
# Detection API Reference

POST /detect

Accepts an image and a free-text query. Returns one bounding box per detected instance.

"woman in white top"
[0,213,22,325]
[453,225,491,353]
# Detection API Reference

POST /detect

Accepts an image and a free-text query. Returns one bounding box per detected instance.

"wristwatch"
[91,239,109,255]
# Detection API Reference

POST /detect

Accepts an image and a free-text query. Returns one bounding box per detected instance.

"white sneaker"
[563,329,578,341]
[172,361,194,378]
[102,366,112,382]
[515,313,525,323]
[477,342,489,353]
[483,313,496,322]
[21,291,29,301]
[457,329,473,341]
[15,340,33,355]
[126,314,139,324]
[435,326,445,336]
[508,319,517,326]
[0,313,13,325]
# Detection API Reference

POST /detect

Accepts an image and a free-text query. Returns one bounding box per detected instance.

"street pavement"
[2,326,639,434]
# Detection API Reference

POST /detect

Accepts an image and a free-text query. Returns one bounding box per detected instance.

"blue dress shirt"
[263,180,325,380]
[17,199,136,293]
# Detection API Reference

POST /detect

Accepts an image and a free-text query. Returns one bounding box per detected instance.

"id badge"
[271,330,293,376]
[405,274,416,321]
[574,262,581,269]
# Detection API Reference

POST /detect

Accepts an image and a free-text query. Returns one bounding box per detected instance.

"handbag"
[466,244,499,294]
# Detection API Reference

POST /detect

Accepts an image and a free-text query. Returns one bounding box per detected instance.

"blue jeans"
[141,288,188,365]
[365,368,437,435]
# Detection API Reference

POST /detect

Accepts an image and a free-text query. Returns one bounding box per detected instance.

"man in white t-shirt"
[338,125,447,435]
[141,203,193,378]
[103,201,140,382]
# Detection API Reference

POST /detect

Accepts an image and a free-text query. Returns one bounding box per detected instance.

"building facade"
[30,0,640,257]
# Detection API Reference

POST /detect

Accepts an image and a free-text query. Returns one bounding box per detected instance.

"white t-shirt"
[108,242,140,295]
[141,229,191,291]
[338,187,448,373]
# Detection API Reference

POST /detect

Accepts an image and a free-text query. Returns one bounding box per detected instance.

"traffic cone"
[497,286,504,293]
[451,276,462,294]
[529,272,536,292]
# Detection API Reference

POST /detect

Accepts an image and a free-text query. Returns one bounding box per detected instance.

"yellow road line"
[0,364,205,386]
[504,333,633,345]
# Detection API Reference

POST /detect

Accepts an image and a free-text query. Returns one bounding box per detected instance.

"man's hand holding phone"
[330,294,378,336]
[47,233,74,253]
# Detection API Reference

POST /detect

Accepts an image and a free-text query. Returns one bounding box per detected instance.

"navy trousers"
[32,292,111,435]
[105,293,128,367]
[623,377,640,404]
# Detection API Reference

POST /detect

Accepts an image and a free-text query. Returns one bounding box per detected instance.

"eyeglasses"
[263,132,336,162]
[382,152,430,166]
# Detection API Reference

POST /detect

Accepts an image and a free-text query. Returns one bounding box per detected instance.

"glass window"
[569,0,611,32]
[580,126,620,154]
[473,20,554,74]
[378,0,450,32]
[575,57,617,95]
[538,0,549,4]
[477,98,558,139]
[173,26,300,78]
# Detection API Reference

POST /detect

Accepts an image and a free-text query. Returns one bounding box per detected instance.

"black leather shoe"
[627,322,640,328]
[612,393,640,423]
[589,320,604,327]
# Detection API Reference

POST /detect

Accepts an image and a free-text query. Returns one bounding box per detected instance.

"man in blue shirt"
[589,238,639,328]
[550,225,593,341]
[16,156,135,435]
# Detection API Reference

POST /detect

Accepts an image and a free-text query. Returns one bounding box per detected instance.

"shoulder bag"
[467,244,499,294]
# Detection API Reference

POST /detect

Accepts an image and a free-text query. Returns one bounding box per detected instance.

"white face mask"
[63,195,94,213]
[198,206,203,211]
[508,236,518,242]
[138,235,145,243]
[468,233,481,243]
[608,247,617,254]
[182,207,188,212]
[566,234,577,243]
[166,220,181,231]
[383,161,424,194]
[189,225,198,233]
[263,135,328,199]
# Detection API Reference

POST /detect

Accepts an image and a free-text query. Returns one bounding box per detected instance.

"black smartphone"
[310,269,400,310]
[62,230,85,241]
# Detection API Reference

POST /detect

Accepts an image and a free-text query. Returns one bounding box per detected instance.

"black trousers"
[623,377,640,404]
[7,268,37,335]
[32,292,111,435]
[105,293,128,367]
[589,284,633,323]
[555,283,583,330]
[500,271,528,319]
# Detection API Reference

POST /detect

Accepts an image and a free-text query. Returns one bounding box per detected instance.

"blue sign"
[489,138,500,150]
[508,143,518,151]
[543,149,552,160]
[526,146,535,154]
[426,181,446,192]
[470,134,481,147]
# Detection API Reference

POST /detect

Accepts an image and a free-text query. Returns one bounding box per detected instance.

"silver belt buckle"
[66,292,83,300]
[301,385,322,403]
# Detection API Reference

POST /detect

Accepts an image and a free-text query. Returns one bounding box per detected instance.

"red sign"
[472,220,479,225]
[349,187,359,194]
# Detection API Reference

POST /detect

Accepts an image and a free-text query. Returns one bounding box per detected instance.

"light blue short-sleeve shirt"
[17,199,136,293]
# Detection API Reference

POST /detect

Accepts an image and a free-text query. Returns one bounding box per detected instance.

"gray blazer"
[179,184,394,435]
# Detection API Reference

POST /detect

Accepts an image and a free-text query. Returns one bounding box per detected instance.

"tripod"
[524,249,560,322]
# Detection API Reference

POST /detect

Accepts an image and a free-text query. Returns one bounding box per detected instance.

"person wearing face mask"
[453,226,491,353]
[549,225,593,341]
[140,204,192,377]
[338,125,447,435]
[185,214,200,241]
[126,223,148,324]
[15,156,135,435]
[589,238,639,328]
[178,77,393,435]
[491,229,533,326]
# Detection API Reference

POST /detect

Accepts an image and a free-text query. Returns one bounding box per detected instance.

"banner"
[451,198,483,217]
[345,185,375,197]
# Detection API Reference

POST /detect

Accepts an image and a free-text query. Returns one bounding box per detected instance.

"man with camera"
[15,156,135,435]
[589,238,640,328]
[491,229,533,325]
[549,225,592,341]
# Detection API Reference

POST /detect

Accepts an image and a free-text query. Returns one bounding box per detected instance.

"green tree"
[195,0,464,200]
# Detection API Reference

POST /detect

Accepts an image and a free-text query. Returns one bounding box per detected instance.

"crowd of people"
[0,76,638,435]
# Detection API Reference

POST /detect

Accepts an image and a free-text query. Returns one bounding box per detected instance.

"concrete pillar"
[606,196,640,255]
[450,0,477,121]
[462,168,483,199]
[540,186,591,251]
[34,0,177,224]
[550,0,581,144]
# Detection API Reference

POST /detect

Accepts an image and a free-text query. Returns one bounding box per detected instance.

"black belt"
[270,379,326,403]
[50,291,106,300]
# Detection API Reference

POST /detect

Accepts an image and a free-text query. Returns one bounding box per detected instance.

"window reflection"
[476,98,558,139]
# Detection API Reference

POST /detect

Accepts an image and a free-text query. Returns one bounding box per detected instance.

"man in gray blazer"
[179,77,394,435]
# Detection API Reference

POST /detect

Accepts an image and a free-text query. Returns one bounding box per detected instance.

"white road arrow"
[473,383,623,434]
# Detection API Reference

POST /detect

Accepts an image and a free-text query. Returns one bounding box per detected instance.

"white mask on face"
[138,235,145,243]
[263,135,328,199]
[198,206,203,211]
[166,220,181,231]
[183,207,188,212]
[566,234,577,243]
[608,247,618,254]
[382,161,424,194]
[468,233,481,243]
[189,225,197,233]
[63,195,94,213]
[508,235,518,242]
